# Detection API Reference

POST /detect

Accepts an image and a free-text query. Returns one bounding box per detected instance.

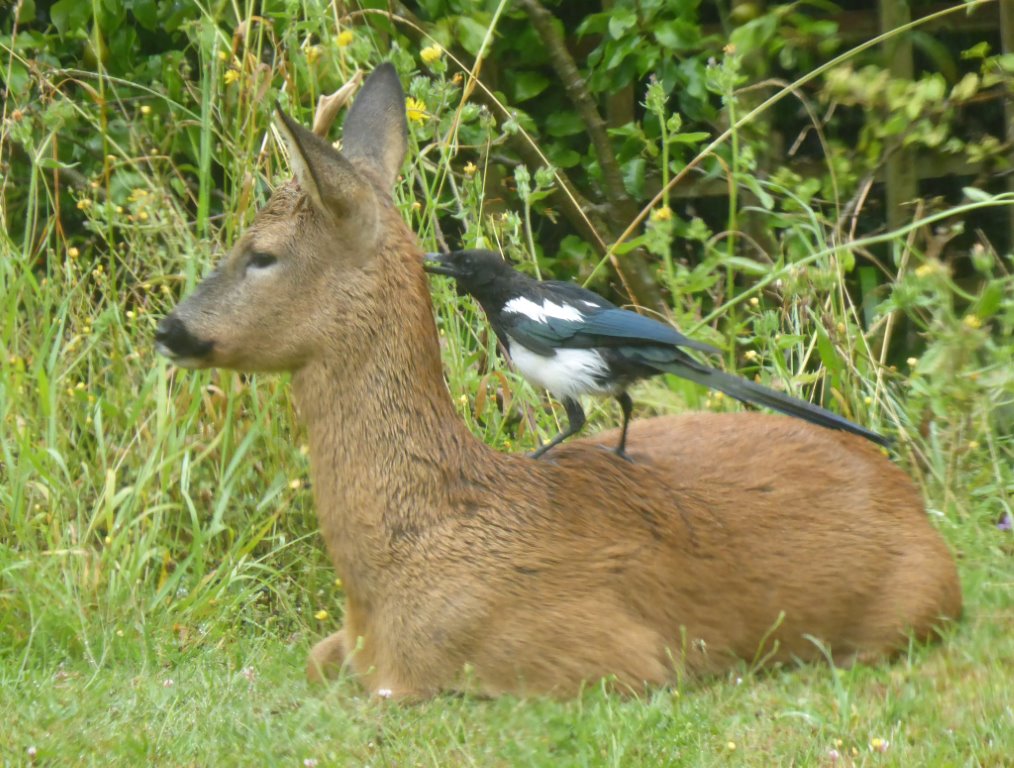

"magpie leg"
[613,391,634,462]
[529,397,586,459]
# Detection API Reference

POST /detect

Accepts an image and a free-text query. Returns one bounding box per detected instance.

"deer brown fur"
[156,64,961,699]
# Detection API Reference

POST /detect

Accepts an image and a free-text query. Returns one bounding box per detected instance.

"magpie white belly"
[507,339,620,399]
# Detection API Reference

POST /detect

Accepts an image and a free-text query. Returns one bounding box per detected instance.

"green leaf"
[131,0,159,31]
[738,174,774,210]
[607,8,637,39]
[511,71,550,102]
[668,131,710,144]
[814,323,844,376]
[50,0,91,36]
[723,256,770,276]
[454,16,489,56]
[973,281,1003,319]
[545,111,585,137]
[653,19,698,51]
[962,187,992,202]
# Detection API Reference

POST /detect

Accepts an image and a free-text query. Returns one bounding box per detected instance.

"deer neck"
[290,245,484,597]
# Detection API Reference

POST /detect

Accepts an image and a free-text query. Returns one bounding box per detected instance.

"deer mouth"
[155,316,215,368]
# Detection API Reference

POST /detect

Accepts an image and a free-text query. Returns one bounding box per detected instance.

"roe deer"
[155,63,961,699]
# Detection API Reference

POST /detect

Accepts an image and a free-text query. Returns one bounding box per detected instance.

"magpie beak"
[422,252,458,277]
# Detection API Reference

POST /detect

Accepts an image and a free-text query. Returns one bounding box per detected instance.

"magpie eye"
[247,252,277,271]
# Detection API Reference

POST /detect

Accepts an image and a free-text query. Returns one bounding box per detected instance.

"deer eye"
[246,251,278,272]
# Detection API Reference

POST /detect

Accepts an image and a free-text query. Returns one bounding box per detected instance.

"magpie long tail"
[660,361,890,447]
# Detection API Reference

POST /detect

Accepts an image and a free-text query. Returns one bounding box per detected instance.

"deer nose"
[155,316,214,360]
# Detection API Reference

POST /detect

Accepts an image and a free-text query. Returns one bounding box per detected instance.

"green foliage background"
[1,0,1012,764]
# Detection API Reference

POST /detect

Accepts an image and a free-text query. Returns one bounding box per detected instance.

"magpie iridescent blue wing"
[545,307,719,355]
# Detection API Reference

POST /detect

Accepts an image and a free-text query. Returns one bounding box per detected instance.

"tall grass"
[1,1,1011,764]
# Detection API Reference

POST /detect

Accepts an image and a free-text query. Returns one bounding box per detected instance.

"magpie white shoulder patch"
[504,296,584,323]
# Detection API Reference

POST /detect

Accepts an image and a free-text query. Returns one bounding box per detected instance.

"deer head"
[155,64,409,373]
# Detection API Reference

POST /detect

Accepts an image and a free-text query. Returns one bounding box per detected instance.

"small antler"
[312,70,364,138]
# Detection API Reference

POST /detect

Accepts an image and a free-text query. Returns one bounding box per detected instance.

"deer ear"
[340,62,408,189]
[274,106,367,216]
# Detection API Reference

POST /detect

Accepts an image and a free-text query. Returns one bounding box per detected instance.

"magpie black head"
[423,249,516,294]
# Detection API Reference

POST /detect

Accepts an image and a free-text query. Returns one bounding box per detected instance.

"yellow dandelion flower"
[314,609,329,621]
[651,205,673,222]
[406,96,427,123]
[337,30,354,47]
[463,161,477,176]
[224,69,240,85]
[420,44,443,65]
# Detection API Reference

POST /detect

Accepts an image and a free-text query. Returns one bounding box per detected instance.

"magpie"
[424,248,889,459]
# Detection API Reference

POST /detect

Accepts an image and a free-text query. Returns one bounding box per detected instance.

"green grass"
[2,4,1013,765]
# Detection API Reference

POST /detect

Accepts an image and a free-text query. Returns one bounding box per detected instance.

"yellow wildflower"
[334,578,343,589]
[463,161,477,176]
[217,50,228,61]
[76,198,92,211]
[869,738,889,753]
[962,314,982,329]
[420,44,443,65]
[726,741,736,751]
[405,96,427,123]
[337,30,354,47]
[314,609,329,620]
[289,478,302,490]
[140,105,151,116]
[224,69,240,86]
[748,296,759,307]
[906,357,917,366]
[68,247,80,259]
[967,440,979,450]
[651,205,672,222]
